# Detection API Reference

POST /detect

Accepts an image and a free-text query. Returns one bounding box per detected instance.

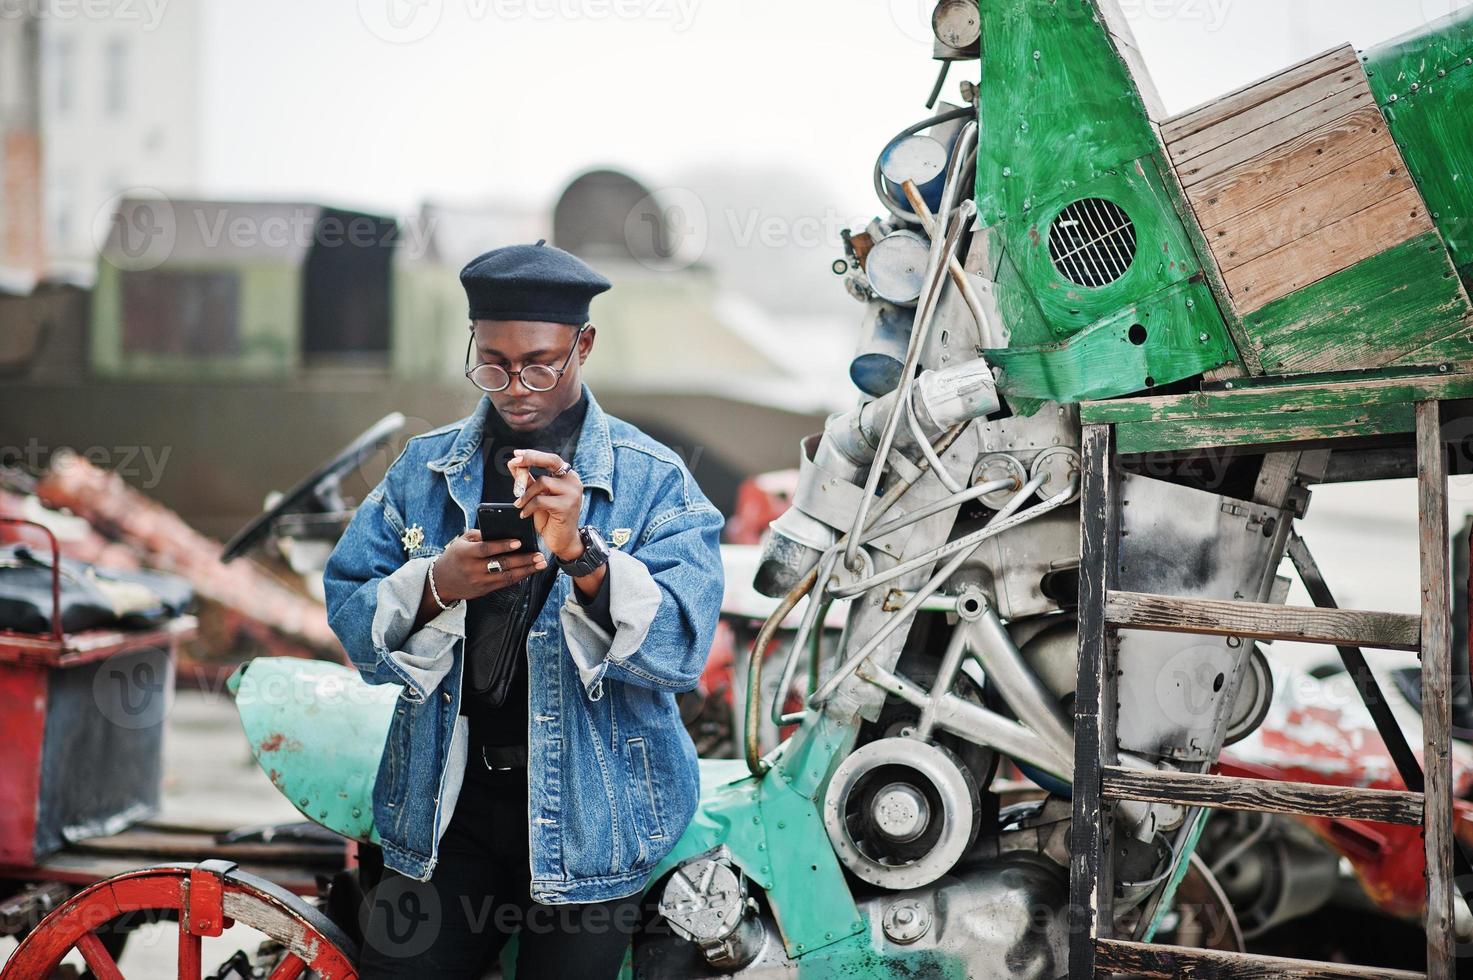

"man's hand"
[508,449,585,561]
[431,528,547,603]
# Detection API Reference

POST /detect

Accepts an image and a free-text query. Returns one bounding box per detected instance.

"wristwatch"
[556,525,610,577]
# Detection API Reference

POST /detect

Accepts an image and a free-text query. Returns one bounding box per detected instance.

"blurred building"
[0,11,43,281]
[39,0,203,279]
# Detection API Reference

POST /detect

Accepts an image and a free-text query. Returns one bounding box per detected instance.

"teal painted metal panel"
[229,657,395,844]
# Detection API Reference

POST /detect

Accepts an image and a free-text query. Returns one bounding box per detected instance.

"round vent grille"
[1048,198,1137,288]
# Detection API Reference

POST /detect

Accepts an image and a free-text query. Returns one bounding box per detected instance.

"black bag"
[0,544,195,635]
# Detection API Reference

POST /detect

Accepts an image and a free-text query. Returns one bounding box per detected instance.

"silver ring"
[552,463,573,477]
[486,559,502,574]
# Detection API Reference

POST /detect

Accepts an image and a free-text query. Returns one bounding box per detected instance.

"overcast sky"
[197,0,1469,220]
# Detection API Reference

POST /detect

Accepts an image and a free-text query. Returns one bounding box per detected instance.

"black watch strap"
[557,525,609,577]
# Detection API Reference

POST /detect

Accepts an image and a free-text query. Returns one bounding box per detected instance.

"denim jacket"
[322,383,725,903]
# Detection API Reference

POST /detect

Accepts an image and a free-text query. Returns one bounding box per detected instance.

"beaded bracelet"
[427,555,461,611]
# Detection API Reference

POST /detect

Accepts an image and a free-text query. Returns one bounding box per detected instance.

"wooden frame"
[1069,402,1456,978]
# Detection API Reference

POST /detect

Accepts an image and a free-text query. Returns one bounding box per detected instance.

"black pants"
[355,751,646,979]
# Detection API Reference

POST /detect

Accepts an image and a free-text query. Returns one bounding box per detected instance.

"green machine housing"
[976,0,1473,406]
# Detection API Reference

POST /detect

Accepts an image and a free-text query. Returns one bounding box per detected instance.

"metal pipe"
[829,473,1058,600]
[916,621,970,741]
[844,123,978,574]
[840,200,971,572]
[767,476,1016,730]
[901,180,996,348]
[741,424,973,775]
[964,610,1075,760]
[859,659,1071,776]
[905,384,965,493]
[810,475,1056,708]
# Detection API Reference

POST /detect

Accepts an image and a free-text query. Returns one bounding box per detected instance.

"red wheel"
[2,860,357,979]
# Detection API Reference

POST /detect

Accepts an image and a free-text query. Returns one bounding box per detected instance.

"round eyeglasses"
[464,323,587,393]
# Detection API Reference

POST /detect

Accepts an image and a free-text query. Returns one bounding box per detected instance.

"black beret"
[459,240,612,325]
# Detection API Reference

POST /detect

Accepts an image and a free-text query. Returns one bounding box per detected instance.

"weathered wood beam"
[1094,938,1427,979]
[1416,400,1455,979]
[1104,590,1421,651]
[1069,424,1120,980]
[1100,766,1424,825]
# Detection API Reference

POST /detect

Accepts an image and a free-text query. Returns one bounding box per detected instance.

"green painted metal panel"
[1112,402,1414,455]
[228,657,394,844]
[1363,7,1473,281]
[1082,369,1473,425]
[986,278,1233,403]
[1080,367,1473,452]
[1241,233,1473,375]
[642,711,865,961]
[976,0,1158,226]
[972,0,1242,406]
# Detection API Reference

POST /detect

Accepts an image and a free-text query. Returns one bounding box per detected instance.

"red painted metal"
[185,865,226,938]
[0,517,63,646]
[0,664,47,866]
[268,953,309,980]
[178,927,202,980]
[75,931,126,980]
[1,864,357,979]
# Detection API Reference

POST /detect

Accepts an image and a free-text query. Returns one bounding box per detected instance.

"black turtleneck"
[461,390,613,748]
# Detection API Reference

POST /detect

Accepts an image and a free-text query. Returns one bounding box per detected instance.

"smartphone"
[477,502,538,555]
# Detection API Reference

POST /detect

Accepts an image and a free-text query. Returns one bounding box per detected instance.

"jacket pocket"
[380,705,412,822]
[623,736,667,844]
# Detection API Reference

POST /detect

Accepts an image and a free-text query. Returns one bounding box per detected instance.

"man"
[323,241,726,977]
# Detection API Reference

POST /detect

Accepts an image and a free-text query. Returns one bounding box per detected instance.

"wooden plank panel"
[1068,424,1120,980]
[1179,85,1374,189]
[1416,400,1455,979]
[1209,145,1414,272]
[1113,403,1413,455]
[1188,106,1393,229]
[1243,233,1473,374]
[1162,45,1359,144]
[1225,187,1434,312]
[1104,590,1421,650]
[1080,368,1473,426]
[1094,938,1427,979]
[1101,766,1424,825]
[1168,57,1366,166]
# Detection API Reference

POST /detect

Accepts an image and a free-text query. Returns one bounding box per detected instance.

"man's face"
[469,319,594,431]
